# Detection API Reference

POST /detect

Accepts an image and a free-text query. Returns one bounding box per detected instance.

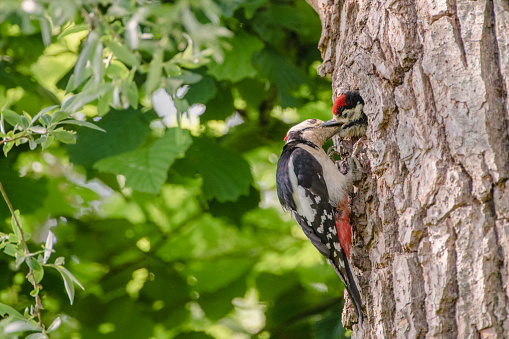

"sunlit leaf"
[43,231,55,264]
[61,83,113,113]
[57,23,88,39]
[57,119,106,132]
[71,30,99,90]
[4,320,41,334]
[106,40,140,67]
[26,332,48,339]
[46,316,62,332]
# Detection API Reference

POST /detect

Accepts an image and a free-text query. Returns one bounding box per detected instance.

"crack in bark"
[480,0,509,184]
[448,0,468,68]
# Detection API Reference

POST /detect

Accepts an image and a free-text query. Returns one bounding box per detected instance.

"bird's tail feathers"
[328,252,364,327]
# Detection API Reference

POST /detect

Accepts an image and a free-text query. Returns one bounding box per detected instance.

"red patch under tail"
[335,198,352,258]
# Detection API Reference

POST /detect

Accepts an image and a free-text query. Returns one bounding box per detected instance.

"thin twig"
[0,182,45,330]
[0,130,28,146]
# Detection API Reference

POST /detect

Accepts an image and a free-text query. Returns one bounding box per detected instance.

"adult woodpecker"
[276,116,367,326]
[321,91,368,138]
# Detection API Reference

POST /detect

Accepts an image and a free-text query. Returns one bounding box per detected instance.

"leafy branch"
[1,105,105,157]
[0,182,84,338]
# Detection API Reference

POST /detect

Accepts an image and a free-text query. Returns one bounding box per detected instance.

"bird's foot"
[352,137,367,157]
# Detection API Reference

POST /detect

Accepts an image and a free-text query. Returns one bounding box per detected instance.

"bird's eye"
[343,112,348,118]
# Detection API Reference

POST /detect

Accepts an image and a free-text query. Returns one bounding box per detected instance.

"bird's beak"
[319,118,345,128]
[320,119,346,139]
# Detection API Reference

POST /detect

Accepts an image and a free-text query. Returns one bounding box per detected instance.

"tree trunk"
[309,0,509,338]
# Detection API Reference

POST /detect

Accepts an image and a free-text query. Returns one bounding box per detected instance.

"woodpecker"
[276,118,366,326]
[321,91,367,138]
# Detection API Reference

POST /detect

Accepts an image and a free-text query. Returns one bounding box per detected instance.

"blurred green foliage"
[0,0,350,338]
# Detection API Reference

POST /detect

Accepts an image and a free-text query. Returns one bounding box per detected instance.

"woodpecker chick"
[321,91,367,138]
[276,119,364,325]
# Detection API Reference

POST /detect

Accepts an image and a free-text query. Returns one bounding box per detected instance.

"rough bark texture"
[312,0,509,338]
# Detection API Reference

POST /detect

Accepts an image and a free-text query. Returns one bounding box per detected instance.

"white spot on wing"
[317,224,324,233]
[334,242,341,252]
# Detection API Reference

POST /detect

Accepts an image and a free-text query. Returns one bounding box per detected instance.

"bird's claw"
[352,137,367,157]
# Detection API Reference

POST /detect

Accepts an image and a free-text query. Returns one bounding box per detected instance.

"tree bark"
[311,1,509,338]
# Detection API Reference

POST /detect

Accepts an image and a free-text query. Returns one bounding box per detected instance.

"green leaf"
[67,108,157,169]
[47,264,84,305]
[185,257,254,293]
[51,111,70,123]
[39,16,52,46]
[71,30,99,90]
[0,302,26,321]
[26,257,44,283]
[200,83,234,122]
[2,109,22,127]
[52,128,76,144]
[58,119,106,132]
[3,138,14,156]
[145,49,163,96]
[4,243,17,256]
[10,210,22,240]
[198,275,248,321]
[61,83,113,113]
[174,137,252,201]
[32,105,59,124]
[26,333,48,339]
[28,126,46,134]
[185,75,217,105]
[43,231,55,264]
[41,135,55,150]
[40,114,52,127]
[106,40,140,67]
[122,80,139,109]
[208,31,264,82]
[58,23,88,40]
[253,47,308,107]
[94,128,192,194]
[4,320,41,334]
[92,40,104,82]
[98,88,113,116]
[46,316,61,333]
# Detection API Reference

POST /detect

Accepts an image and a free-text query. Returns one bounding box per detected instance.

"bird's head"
[284,119,344,146]
[321,91,368,138]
